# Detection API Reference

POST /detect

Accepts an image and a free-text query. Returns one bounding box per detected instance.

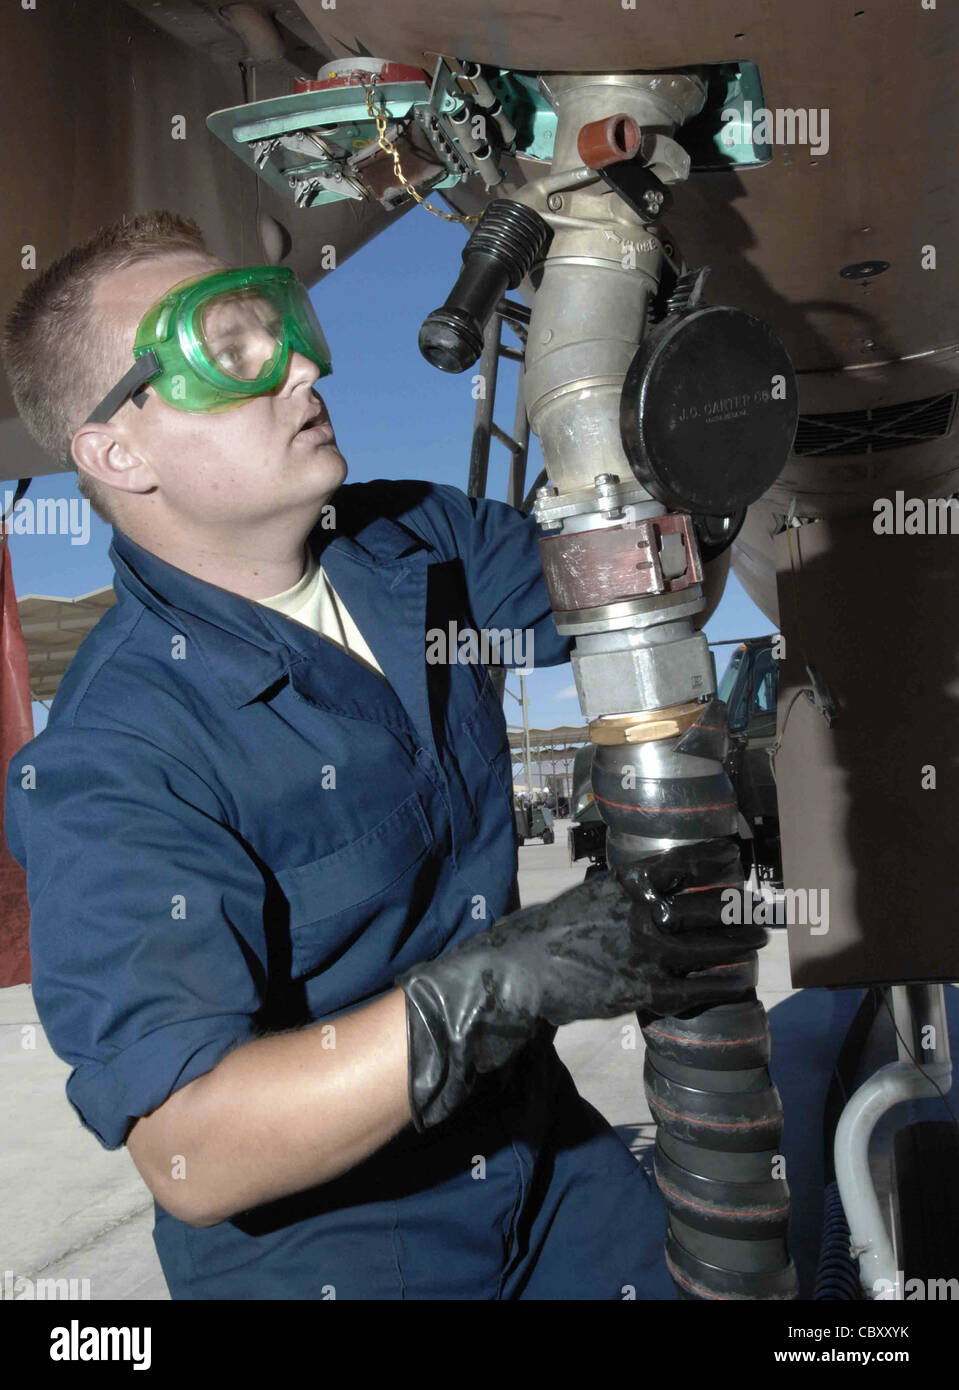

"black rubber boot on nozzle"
[418,199,551,373]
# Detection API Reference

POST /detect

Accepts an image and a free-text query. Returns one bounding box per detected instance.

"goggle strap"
[85,351,162,424]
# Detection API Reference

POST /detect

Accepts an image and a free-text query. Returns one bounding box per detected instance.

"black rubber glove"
[615,836,750,930]
[396,842,765,1131]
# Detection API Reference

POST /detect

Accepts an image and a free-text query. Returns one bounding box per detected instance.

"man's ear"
[71,424,158,496]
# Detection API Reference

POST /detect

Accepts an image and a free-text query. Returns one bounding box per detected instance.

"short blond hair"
[1,210,215,525]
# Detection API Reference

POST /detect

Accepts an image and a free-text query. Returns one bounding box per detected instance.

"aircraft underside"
[2,0,957,1304]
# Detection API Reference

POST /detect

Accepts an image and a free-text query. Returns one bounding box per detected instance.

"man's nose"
[283,349,324,392]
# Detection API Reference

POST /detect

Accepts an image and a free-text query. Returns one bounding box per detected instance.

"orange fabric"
[0,536,34,986]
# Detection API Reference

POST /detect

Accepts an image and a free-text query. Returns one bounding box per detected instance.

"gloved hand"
[396,840,765,1131]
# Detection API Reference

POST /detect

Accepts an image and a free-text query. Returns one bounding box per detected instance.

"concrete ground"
[1,819,955,1299]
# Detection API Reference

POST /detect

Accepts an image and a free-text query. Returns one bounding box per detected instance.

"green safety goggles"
[83,264,333,427]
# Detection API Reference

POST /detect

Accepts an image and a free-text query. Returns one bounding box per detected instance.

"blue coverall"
[5,478,674,1300]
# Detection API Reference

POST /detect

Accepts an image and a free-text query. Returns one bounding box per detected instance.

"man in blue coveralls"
[1,212,763,1300]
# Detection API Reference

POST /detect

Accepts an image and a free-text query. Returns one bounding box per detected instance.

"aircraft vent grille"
[794,393,957,456]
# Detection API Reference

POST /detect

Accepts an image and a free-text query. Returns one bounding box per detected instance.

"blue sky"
[7,204,771,740]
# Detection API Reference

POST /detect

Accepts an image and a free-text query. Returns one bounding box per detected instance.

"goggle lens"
[198,290,285,383]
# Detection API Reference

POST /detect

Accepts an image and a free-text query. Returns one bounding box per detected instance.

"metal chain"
[364,82,481,225]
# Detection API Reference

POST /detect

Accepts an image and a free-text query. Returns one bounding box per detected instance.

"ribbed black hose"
[813,987,882,1299]
[640,975,797,1299]
[814,1181,862,1299]
[591,704,798,1300]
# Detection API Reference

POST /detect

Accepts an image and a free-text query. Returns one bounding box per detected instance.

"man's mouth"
[294,408,334,443]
